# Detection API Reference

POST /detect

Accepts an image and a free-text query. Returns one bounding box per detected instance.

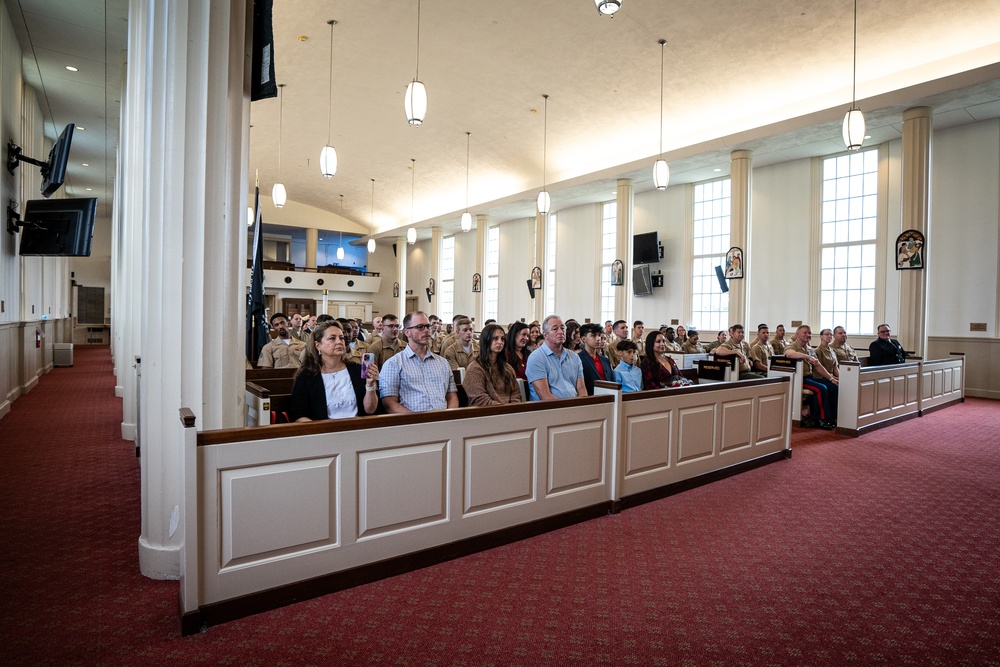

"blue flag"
[246,187,268,364]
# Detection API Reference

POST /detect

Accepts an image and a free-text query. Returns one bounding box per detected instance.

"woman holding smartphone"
[290,321,380,421]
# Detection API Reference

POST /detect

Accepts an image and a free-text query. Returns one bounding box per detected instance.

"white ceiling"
[6,0,1000,239]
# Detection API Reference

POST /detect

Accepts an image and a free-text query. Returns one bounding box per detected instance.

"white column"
[429,226,442,313]
[899,107,932,355]
[395,237,407,317]
[729,150,752,327]
[615,178,634,323]
[305,228,318,269]
[475,214,488,326]
[533,212,545,322]
[133,0,249,579]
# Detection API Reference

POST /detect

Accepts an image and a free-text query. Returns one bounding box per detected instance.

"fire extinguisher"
[36,328,41,348]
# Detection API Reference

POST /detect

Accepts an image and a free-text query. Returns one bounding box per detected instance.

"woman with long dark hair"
[640,330,692,390]
[563,320,582,353]
[289,321,380,421]
[505,321,530,381]
[464,324,522,405]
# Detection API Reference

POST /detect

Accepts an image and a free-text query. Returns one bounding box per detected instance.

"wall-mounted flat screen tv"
[18,197,97,257]
[633,264,653,296]
[633,231,659,264]
[40,123,75,198]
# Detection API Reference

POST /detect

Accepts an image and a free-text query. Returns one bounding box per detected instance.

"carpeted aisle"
[2,347,999,666]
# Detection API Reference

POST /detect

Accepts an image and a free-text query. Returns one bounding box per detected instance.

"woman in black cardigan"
[290,321,379,421]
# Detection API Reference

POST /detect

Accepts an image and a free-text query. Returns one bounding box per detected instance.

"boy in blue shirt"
[613,339,642,393]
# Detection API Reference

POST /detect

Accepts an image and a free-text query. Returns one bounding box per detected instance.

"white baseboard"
[0,399,9,421]
[121,422,136,441]
[138,536,180,580]
[115,384,124,397]
[23,376,38,394]
[966,389,1000,400]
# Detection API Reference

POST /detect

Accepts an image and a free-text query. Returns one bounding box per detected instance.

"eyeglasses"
[384,323,400,329]
[406,324,432,331]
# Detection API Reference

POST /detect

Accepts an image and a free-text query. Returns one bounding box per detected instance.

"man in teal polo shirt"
[525,315,587,401]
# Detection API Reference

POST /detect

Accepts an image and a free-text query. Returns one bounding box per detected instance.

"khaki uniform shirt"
[816,343,839,377]
[664,339,682,353]
[345,339,368,365]
[718,338,752,373]
[771,336,788,355]
[681,341,705,354]
[606,338,628,368]
[785,339,816,377]
[830,341,859,363]
[258,338,306,369]
[749,340,774,373]
[443,339,479,371]
[365,335,404,370]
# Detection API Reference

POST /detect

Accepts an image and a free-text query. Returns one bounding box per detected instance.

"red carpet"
[2,347,999,666]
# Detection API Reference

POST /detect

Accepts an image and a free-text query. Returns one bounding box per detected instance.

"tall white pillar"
[729,150,752,327]
[533,212,546,322]
[429,226,442,314]
[899,107,932,355]
[130,0,249,579]
[305,228,318,269]
[615,178,634,323]
[475,214,488,326]
[395,237,407,318]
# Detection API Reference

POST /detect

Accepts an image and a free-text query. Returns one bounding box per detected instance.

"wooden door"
[283,299,314,318]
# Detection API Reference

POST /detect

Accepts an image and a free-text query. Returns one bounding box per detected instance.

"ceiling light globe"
[461,211,473,232]
[843,108,866,151]
[367,237,376,254]
[271,182,286,208]
[405,80,427,126]
[536,190,551,216]
[407,227,417,245]
[595,0,622,15]
[336,246,345,261]
[320,145,338,178]
[653,159,670,191]
[247,206,255,227]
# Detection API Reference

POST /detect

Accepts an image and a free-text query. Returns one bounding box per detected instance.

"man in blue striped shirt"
[380,311,458,413]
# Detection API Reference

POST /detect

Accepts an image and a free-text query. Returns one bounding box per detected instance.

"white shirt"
[321,369,359,419]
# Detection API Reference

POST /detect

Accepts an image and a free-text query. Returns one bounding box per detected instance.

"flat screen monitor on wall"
[633,264,653,296]
[40,124,75,198]
[18,197,97,257]
[633,231,659,264]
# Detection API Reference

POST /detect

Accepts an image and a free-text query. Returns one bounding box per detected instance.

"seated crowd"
[253,308,905,430]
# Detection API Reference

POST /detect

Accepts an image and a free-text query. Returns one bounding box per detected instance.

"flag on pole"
[246,187,268,364]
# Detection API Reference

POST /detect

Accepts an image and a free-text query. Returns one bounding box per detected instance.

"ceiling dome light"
[271,182,286,208]
[653,39,670,191]
[367,237,376,254]
[843,0,866,151]
[407,227,417,245]
[537,94,550,216]
[336,245,345,261]
[404,1,427,126]
[461,211,472,233]
[595,0,622,16]
[320,20,338,178]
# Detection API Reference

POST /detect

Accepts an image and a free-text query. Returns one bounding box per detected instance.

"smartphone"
[361,353,374,377]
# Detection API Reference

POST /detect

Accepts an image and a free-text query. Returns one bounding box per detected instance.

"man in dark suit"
[578,323,614,396]
[868,323,907,366]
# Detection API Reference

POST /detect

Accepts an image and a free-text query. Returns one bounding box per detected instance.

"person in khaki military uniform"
[364,314,404,370]
[257,313,307,369]
[443,317,479,371]
[770,324,789,355]
[605,320,629,368]
[830,326,860,364]
[715,324,765,380]
[749,324,774,374]
[815,328,840,379]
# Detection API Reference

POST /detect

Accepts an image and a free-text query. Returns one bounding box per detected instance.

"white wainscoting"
[615,379,790,500]
[186,398,614,608]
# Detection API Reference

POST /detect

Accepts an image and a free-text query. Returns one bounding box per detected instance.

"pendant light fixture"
[336,194,345,261]
[404,0,427,126]
[653,38,670,191]
[536,94,551,216]
[843,0,866,151]
[595,0,623,16]
[319,20,338,179]
[407,158,417,245]
[461,131,473,232]
[367,179,377,254]
[272,83,287,208]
